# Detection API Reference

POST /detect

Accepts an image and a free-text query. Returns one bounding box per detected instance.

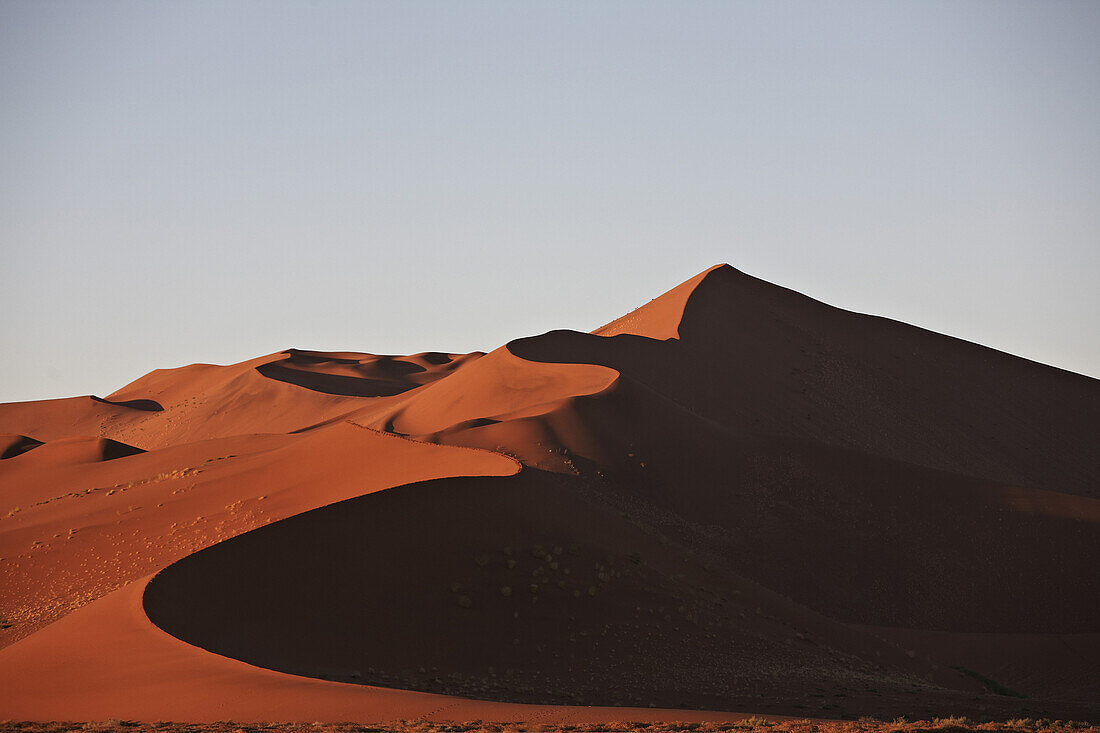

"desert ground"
[1,265,1097,726]
[1,719,1098,733]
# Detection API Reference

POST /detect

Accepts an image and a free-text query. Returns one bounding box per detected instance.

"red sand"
[0,265,1096,723]
[0,575,760,724]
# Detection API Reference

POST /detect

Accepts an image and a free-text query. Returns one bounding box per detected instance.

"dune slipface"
[1,265,1097,724]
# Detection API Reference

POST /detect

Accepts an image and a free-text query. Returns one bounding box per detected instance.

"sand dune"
[0,433,43,459]
[0,265,1096,723]
[0,349,486,451]
[255,349,481,398]
[348,345,619,437]
[4,435,145,465]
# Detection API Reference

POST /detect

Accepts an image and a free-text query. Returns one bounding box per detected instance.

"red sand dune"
[0,265,1097,723]
[0,350,481,451]
[0,434,43,460]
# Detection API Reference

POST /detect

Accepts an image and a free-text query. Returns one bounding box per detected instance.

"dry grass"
[0,719,1095,733]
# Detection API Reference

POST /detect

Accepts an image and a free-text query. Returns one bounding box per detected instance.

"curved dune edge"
[2,263,1096,722]
[0,421,523,650]
[0,429,524,718]
[0,575,766,724]
[0,426,757,723]
[591,264,727,340]
[350,345,620,437]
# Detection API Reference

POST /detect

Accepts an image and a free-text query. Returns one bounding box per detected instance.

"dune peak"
[0,263,1097,723]
[591,263,741,340]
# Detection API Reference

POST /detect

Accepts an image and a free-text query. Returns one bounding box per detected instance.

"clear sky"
[2,1,1098,402]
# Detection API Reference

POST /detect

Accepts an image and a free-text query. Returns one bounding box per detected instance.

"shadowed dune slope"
[144,468,1099,720]
[254,349,483,398]
[346,345,618,436]
[2,435,145,465]
[591,264,723,339]
[0,421,517,651]
[506,264,1100,497]
[0,577,759,725]
[1,263,1098,723]
[135,265,1100,717]
[0,433,42,459]
[433,376,1100,633]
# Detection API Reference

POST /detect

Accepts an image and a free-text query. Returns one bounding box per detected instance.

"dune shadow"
[91,396,163,411]
[0,434,43,459]
[142,469,776,712]
[256,363,417,398]
[141,464,1100,719]
[99,438,146,460]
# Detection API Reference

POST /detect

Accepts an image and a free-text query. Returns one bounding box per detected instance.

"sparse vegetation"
[0,718,1094,733]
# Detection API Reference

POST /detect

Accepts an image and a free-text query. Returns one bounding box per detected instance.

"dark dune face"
[256,351,480,398]
[139,266,1100,720]
[90,396,164,412]
[144,463,1099,719]
[255,362,420,397]
[507,265,1099,497]
[2,264,1098,723]
[139,470,991,717]
[0,433,42,459]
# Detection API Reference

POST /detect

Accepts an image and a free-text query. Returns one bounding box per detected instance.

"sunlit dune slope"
[0,349,482,450]
[0,264,1097,723]
[0,421,517,649]
[346,345,618,437]
[504,264,1099,497]
[591,264,724,339]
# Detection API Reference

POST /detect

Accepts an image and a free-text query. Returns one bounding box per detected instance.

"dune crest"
[591,263,731,339]
[7,435,145,464]
[0,433,43,459]
[0,265,1097,723]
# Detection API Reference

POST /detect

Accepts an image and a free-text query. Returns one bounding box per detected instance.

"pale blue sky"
[2,1,1098,402]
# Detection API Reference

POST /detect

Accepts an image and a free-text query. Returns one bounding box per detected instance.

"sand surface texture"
[1,266,1097,723]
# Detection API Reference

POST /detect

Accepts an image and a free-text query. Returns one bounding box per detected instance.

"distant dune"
[0,265,1097,724]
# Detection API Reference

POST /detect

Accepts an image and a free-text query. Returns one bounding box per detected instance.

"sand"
[0,265,1096,723]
